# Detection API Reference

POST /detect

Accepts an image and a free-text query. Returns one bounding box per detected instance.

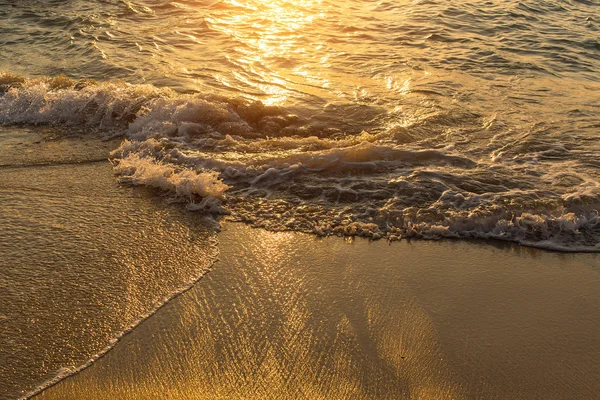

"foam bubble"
[1,73,599,251]
[112,153,229,213]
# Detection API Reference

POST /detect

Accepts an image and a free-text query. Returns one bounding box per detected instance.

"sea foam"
[1,73,599,251]
[112,152,228,213]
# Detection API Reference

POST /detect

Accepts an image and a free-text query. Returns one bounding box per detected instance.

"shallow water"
[1,0,599,250]
[35,223,600,400]
[0,128,218,400]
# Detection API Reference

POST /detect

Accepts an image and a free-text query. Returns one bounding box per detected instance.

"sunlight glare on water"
[206,0,330,105]
[0,0,599,250]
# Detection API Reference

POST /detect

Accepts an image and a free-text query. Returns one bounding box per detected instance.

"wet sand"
[0,128,218,400]
[35,223,600,399]
[2,128,599,400]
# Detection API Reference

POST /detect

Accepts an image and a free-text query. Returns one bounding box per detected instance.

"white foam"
[2,73,599,251]
[0,77,169,135]
[112,153,229,211]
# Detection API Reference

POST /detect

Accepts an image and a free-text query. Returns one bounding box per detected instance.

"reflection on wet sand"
[0,129,218,400]
[37,224,600,399]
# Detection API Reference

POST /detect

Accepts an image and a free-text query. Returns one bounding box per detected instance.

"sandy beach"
[35,223,600,399]
[0,128,218,400]
[1,128,599,400]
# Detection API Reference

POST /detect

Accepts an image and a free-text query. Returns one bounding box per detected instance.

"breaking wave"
[1,72,599,251]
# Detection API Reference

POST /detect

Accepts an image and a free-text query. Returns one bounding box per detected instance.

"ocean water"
[1,0,599,251]
[0,1,599,397]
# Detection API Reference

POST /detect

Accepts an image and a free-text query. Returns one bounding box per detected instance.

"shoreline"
[35,222,600,400]
[2,1,600,397]
[18,219,597,399]
[0,128,219,400]
[20,261,217,400]
[1,127,599,399]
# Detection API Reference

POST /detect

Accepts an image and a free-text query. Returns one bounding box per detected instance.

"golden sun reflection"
[206,0,329,105]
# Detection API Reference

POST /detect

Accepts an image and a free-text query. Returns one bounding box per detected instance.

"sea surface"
[0,0,599,398]
[1,0,599,250]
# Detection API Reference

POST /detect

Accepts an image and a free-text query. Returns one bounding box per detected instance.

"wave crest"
[2,73,599,251]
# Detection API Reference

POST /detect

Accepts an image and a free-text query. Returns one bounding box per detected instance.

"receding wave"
[1,72,599,251]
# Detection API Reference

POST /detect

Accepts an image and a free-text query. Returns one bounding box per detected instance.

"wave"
[1,72,599,251]
[112,153,228,213]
